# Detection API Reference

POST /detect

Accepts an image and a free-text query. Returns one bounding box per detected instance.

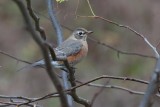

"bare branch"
[0,50,31,64]
[156,40,160,48]
[88,37,156,59]
[81,0,159,57]
[91,80,109,106]
[139,58,160,107]
[47,0,63,44]
[76,75,149,85]
[86,0,95,16]
[12,0,68,107]
[64,61,91,107]
[26,0,46,40]
[47,0,73,106]
[88,83,145,96]
[77,15,160,59]
[0,73,159,107]
[17,92,61,106]
[75,0,80,17]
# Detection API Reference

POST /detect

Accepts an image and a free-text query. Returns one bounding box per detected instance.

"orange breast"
[67,44,88,65]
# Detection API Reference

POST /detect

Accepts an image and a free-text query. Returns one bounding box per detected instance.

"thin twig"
[77,15,160,59]
[26,0,46,40]
[77,75,149,85]
[88,83,145,95]
[75,0,80,17]
[86,0,95,16]
[17,93,61,106]
[156,40,160,48]
[91,80,110,106]
[0,50,31,64]
[82,1,160,58]
[88,37,156,59]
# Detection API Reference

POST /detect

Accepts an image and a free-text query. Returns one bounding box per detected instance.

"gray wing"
[55,39,83,57]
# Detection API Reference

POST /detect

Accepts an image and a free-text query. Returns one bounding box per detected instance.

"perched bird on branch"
[18,28,93,71]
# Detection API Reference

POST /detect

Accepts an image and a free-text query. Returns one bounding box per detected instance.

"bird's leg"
[67,66,76,82]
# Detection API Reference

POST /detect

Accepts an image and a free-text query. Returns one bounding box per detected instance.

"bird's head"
[72,28,93,41]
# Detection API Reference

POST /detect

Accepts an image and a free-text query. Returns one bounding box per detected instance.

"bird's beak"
[87,30,93,34]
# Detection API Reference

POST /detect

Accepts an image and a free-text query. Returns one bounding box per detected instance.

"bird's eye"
[78,31,85,36]
[79,32,82,35]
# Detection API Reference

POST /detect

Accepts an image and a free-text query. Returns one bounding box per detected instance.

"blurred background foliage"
[0,0,160,107]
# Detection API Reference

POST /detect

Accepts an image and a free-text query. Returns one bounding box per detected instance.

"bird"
[19,28,93,71]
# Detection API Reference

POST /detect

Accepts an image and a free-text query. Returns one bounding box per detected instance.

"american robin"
[24,28,93,69]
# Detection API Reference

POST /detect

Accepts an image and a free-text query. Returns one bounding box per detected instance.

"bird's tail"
[17,60,46,72]
[17,60,64,72]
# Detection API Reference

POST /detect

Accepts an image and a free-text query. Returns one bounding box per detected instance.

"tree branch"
[79,1,160,58]
[12,0,69,107]
[88,37,156,59]
[139,58,160,107]
[0,50,31,64]
[90,80,109,106]
[77,15,160,59]
[63,61,91,107]
[47,0,73,106]
[26,0,46,40]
